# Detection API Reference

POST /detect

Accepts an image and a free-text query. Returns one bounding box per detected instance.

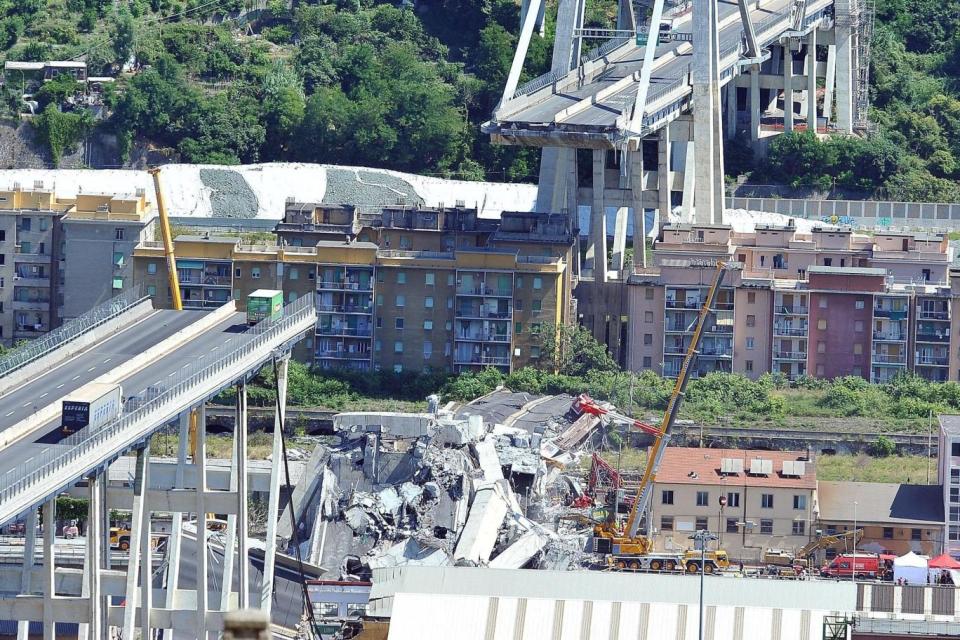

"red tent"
[928,553,960,569]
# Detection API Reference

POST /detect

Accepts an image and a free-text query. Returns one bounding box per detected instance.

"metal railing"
[0,285,146,380]
[872,353,907,365]
[0,295,314,514]
[512,68,568,100]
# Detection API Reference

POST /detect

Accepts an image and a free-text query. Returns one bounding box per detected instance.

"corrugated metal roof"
[817,481,944,524]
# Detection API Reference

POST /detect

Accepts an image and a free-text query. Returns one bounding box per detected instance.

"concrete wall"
[727,198,960,231]
[808,290,874,379]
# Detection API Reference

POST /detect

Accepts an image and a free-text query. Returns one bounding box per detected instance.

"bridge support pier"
[122,444,151,639]
[163,410,192,640]
[806,29,818,131]
[658,125,671,233]
[824,43,836,123]
[587,149,608,282]
[16,508,37,640]
[611,206,628,274]
[196,404,209,639]
[261,356,289,615]
[84,472,104,640]
[630,150,646,269]
[835,0,854,132]
[42,499,55,640]
[783,38,794,132]
[749,63,761,148]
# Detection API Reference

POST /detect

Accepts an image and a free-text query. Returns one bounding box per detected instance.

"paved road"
[0,311,250,486]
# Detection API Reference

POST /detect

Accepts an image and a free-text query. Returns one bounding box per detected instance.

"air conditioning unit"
[782,460,806,477]
[749,458,773,475]
[720,458,744,474]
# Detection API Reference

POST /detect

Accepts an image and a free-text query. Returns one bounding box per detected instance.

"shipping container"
[247,289,284,325]
[61,382,123,435]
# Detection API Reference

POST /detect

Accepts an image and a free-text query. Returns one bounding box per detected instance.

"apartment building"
[0,184,155,346]
[938,415,960,556]
[627,223,957,382]
[133,205,575,373]
[649,447,817,560]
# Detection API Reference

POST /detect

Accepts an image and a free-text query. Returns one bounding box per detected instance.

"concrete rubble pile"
[281,395,605,579]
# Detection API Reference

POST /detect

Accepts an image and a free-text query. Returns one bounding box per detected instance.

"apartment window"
[423,342,432,359]
[726,518,739,533]
[644,333,653,345]
[397,271,406,284]
[515,322,522,334]
[645,288,654,300]
[447,274,454,286]
[115,227,124,240]
[424,320,433,330]
[394,341,403,354]
[376,294,384,307]
[660,516,674,531]
[0,255,4,266]
[819,297,828,308]
[746,315,755,327]
[533,277,543,290]
[951,487,959,504]
[288,268,299,280]
[251,267,261,279]
[760,519,773,535]
[696,491,709,507]
[425,296,434,308]
[951,468,960,484]
[643,356,651,367]
[425,272,435,286]
[855,300,864,310]
[147,285,156,296]
[817,319,827,330]
[0,230,5,241]
[954,442,960,456]
[816,364,825,376]
[393,364,403,373]
[395,318,404,329]
[645,311,654,322]
[516,276,523,289]
[793,495,807,510]
[20,241,30,254]
[531,323,541,334]
[747,291,756,304]
[532,299,542,312]
[399,236,411,249]
[746,337,754,350]
[883,527,894,539]
[515,299,524,311]
[377,271,385,283]
[695,517,708,531]
[761,494,774,509]
[792,521,806,536]
[288,291,298,302]
[853,366,863,377]
[112,277,123,289]
[20,217,30,231]
[853,343,862,355]
[530,346,541,359]
[726,492,740,508]
[951,505,960,521]
[854,320,863,332]
[817,341,826,354]
[746,360,753,372]
[308,270,314,280]
[147,262,157,275]
[395,295,405,307]
[235,268,241,278]
[662,490,674,505]
[376,317,383,328]
[911,529,922,541]
[375,340,382,352]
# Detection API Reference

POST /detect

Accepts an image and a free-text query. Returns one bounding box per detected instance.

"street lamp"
[852,501,858,583]
[689,529,719,640]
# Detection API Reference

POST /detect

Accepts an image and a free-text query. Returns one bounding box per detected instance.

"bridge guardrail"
[0,295,314,518]
[0,286,147,380]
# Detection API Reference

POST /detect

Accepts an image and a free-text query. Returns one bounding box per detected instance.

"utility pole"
[690,530,719,640]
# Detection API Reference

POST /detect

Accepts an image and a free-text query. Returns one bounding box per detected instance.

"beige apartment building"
[650,447,817,561]
[0,184,155,346]
[625,223,958,382]
[133,204,575,373]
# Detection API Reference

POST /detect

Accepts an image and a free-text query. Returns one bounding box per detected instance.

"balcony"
[456,308,512,320]
[874,307,908,319]
[873,332,907,342]
[13,325,46,337]
[775,305,808,315]
[872,353,907,365]
[456,286,512,298]
[918,310,950,321]
[13,275,50,287]
[916,332,950,343]
[316,326,373,337]
[916,355,949,367]
[665,323,692,333]
[774,351,807,361]
[774,326,808,337]
[316,304,373,314]
[456,333,511,343]
[699,349,733,359]
[201,274,232,287]
[13,251,51,264]
[317,280,373,292]
[454,355,511,367]
[314,350,372,361]
[12,299,49,311]
[666,300,701,309]
[664,346,688,356]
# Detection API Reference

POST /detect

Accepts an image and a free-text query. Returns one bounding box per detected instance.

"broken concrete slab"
[488,530,549,569]
[334,412,436,439]
[453,483,509,564]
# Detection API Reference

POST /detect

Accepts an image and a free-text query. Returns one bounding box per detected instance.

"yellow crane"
[589,260,736,571]
[148,167,183,311]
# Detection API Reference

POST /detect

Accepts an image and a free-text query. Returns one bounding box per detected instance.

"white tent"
[893,551,928,585]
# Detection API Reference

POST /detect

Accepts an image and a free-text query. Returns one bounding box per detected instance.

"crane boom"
[148,167,183,311]
[625,261,730,537]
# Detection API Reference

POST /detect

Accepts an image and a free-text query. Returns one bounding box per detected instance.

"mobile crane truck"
[583,261,736,573]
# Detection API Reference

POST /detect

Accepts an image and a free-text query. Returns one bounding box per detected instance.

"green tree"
[110,7,137,66]
[537,323,618,378]
[262,63,305,160]
[32,104,93,166]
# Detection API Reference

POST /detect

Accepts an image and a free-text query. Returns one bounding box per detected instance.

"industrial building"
[0,184,155,346]
[132,204,575,373]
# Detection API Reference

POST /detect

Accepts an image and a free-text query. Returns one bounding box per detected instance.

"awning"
[929,553,960,569]
[176,260,203,270]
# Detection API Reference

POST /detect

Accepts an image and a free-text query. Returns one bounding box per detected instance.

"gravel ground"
[199,167,259,218]
[322,167,424,208]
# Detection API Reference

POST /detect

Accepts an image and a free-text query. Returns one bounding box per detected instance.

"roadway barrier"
[0,296,315,524]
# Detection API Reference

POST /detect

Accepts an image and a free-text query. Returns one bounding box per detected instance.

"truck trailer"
[61,382,123,435]
[246,289,284,325]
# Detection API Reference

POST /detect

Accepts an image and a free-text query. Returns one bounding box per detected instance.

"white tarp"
[893,551,928,585]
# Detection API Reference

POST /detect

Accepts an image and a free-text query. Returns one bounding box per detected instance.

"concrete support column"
[237,383,250,609]
[823,43,836,123]
[630,149,647,268]
[220,399,241,617]
[692,0,723,224]
[164,411,192,640]
[261,358,289,614]
[611,207,628,274]
[86,473,104,640]
[783,38,794,132]
[123,445,151,639]
[42,500,55,640]
[658,125,671,233]
[807,29,818,131]
[196,405,209,639]
[750,63,761,145]
[17,508,37,640]
[589,149,608,282]
[680,141,697,218]
[725,83,737,140]
[835,0,854,132]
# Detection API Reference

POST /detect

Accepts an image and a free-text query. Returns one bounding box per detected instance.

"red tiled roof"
[654,447,817,489]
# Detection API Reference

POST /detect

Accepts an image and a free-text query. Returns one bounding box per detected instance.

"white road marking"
[39,393,47,399]
[72,375,80,381]
[4,411,13,417]
[22,402,30,407]
[103,358,111,364]
[87,366,96,372]
[168,372,176,377]
[56,384,64,389]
